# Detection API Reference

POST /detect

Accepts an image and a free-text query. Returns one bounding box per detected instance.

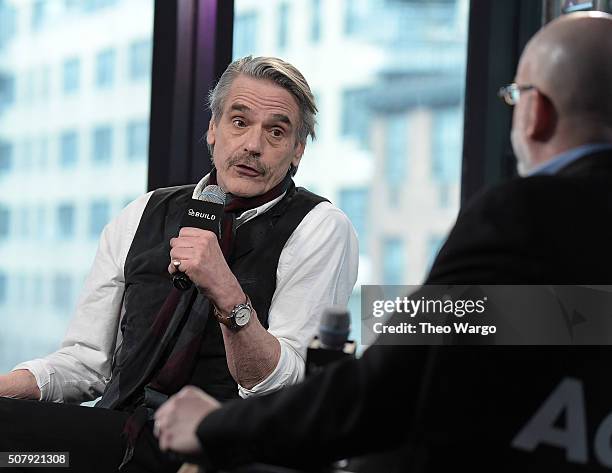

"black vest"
[98,183,326,407]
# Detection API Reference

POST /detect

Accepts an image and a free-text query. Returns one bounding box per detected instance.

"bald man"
[153,12,612,472]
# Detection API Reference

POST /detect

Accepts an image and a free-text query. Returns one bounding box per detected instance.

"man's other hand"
[154,385,221,455]
[0,370,41,400]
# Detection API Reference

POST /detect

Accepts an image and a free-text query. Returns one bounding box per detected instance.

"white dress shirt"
[14,176,359,403]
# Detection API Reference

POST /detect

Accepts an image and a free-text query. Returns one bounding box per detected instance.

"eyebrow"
[229,103,293,129]
[271,114,292,127]
[230,103,251,114]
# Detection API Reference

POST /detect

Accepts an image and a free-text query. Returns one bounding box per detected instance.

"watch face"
[234,307,251,327]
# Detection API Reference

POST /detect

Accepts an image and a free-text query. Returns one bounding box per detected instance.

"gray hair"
[208,56,317,145]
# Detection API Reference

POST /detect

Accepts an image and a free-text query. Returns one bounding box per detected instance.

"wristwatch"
[214,295,253,330]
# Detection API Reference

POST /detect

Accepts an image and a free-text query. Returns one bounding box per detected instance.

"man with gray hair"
[0,56,358,472]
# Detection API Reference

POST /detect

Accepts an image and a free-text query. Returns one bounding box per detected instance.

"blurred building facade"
[0,0,153,371]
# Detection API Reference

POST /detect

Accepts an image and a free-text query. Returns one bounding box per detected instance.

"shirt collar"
[528,143,612,176]
[192,173,287,227]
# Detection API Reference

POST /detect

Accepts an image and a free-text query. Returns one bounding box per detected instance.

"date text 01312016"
[0,452,69,468]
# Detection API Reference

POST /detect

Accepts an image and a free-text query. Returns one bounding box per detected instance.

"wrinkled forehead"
[224,75,301,122]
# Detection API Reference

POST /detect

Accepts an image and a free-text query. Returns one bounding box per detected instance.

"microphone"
[306,306,356,377]
[172,185,226,291]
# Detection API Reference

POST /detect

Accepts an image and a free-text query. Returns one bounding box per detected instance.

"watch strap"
[213,295,252,329]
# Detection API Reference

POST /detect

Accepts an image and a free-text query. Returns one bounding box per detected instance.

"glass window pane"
[92,125,112,163]
[383,238,404,284]
[57,203,75,238]
[310,0,322,42]
[59,131,78,167]
[0,141,13,172]
[126,119,148,160]
[0,206,9,239]
[31,0,47,30]
[0,73,15,110]
[233,11,258,59]
[278,3,289,49]
[52,274,73,311]
[0,271,6,304]
[234,0,469,343]
[128,39,152,81]
[0,0,153,372]
[0,2,17,48]
[62,57,80,94]
[95,48,116,88]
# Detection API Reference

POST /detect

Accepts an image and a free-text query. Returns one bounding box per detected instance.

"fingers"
[178,227,216,238]
[168,259,181,275]
[154,387,212,455]
[170,247,194,261]
[154,400,173,451]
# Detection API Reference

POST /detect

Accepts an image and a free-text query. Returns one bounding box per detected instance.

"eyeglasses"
[497,83,536,106]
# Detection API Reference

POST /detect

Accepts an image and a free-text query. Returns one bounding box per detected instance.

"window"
[0,272,6,304]
[31,0,46,30]
[89,200,110,237]
[310,0,322,42]
[40,65,50,100]
[128,39,152,81]
[385,114,408,206]
[37,136,48,168]
[0,141,12,172]
[384,114,408,206]
[19,205,30,237]
[383,238,404,284]
[341,88,369,147]
[84,0,118,12]
[52,274,72,311]
[22,138,33,169]
[31,275,44,307]
[0,2,17,48]
[385,114,408,186]
[92,125,112,163]
[64,0,80,10]
[126,119,148,160]
[62,58,80,94]
[339,188,369,254]
[233,12,258,59]
[59,131,78,167]
[278,3,289,49]
[344,0,367,35]
[95,48,115,88]
[0,206,9,239]
[432,107,462,208]
[33,206,45,241]
[0,73,15,110]
[57,203,75,238]
[24,70,35,104]
[432,107,462,183]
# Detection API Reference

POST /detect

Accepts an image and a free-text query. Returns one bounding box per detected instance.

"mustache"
[226,154,267,175]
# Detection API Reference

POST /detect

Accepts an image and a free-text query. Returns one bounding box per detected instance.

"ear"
[207,119,216,146]
[292,141,305,169]
[528,91,556,141]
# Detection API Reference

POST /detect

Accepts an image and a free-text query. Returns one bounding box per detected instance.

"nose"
[242,125,263,158]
